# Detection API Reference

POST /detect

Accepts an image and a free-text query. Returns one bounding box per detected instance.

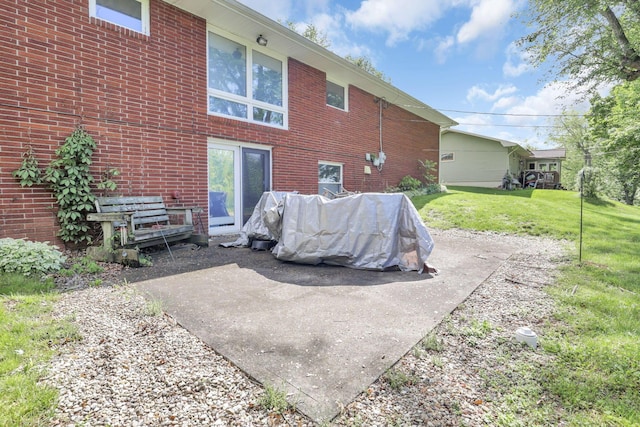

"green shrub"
[58,256,103,276]
[0,238,66,277]
[398,175,423,191]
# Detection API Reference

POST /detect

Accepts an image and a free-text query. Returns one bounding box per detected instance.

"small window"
[440,152,454,162]
[549,163,558,171]
[326,80,346,110]
[90,0,149,34]
[318,162,343,195]
[528,162,536,170]
[539,163,548,171]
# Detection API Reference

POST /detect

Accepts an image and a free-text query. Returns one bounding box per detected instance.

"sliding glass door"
[208,141,271,234]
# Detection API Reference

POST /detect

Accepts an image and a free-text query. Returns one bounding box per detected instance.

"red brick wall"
[0,0,440,246]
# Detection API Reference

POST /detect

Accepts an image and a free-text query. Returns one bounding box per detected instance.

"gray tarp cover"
[225,192,434,273]
[220,191,291,247]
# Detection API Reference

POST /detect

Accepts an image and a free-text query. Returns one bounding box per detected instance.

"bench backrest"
[95,196,170,228]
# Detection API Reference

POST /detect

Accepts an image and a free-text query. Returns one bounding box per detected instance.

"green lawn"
[0,274,79,426]
[414,186,640,426]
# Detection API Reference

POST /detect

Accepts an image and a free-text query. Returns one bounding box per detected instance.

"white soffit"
[163,0,457,128]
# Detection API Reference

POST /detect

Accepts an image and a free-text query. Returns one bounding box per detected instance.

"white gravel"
[44,229,570,426]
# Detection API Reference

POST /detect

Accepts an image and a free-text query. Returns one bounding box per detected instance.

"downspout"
[378,97,385,172]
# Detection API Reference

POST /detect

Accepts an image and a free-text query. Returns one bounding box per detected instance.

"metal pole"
[579,169,584,263]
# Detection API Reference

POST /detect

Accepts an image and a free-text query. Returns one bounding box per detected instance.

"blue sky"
[237,0,603,149]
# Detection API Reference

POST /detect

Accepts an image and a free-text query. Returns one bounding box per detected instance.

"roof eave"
[163,0,457,128]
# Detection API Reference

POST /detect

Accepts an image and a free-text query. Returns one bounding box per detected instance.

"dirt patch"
[120,236,249,283]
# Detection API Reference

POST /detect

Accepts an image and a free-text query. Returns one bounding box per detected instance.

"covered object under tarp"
[224,192,435,273]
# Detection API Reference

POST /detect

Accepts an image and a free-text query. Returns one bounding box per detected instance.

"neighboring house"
[0,0,456,244]
[439,129,530,188]
[519,148,567,189]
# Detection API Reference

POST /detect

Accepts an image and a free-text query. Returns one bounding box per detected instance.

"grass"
[144,298,164,317]
[258,383,292,414]
[414,186,640,426]
[384,368,416,391]
[0,273,80,426]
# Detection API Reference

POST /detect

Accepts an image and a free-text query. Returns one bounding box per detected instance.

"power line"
[435,108,585,118]
[456,123,562,129]
[402,104,636,119]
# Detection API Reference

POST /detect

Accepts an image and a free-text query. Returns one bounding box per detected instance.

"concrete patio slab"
[135,230,516,422]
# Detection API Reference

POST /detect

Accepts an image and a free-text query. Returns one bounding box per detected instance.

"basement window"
[318,162,343,196]
[89,0,150,35]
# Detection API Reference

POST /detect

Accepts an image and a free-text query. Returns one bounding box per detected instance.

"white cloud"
[452,113,494,135]
[345,0,447,46]
[503,81,590,126]
[456,0,517,44]
[303,12,373,58]
[492,96,519,110]
[502,42,531,77]
[467,84,518,103]
[454,78,607,148]
[434,36,455,64]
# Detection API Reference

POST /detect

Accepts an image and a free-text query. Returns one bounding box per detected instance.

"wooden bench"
[87,196,204,262]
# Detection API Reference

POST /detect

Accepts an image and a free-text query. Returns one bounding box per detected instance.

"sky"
[236,0,602,149]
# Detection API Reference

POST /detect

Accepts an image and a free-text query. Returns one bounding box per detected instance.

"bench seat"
[88,196,197,250]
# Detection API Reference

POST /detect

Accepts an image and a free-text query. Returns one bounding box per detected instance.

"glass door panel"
[242,148,271,224]
[208,145,239,232]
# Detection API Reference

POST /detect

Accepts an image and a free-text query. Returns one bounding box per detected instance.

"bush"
[398,175,423,191]
[0,238,66,277]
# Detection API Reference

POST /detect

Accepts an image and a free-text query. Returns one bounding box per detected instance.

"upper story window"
[207,29,287,128]
[89,0,149,34]
[326,80,347,110]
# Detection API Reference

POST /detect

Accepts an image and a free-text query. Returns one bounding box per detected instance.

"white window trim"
[440,152,455,162]
[207,26,289,129]
[318,161,343,195]
[89,0,150,35]
[326,78,348,111]
[207,138,273,234]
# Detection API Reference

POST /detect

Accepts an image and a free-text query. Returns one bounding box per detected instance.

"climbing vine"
[11,145,43,187]
[12,127,118,245]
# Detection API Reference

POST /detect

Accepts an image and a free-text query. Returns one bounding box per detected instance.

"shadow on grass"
[584,197,616,207]
[411,191,452,210]
[448,186,536,198]
[412,186,535,210]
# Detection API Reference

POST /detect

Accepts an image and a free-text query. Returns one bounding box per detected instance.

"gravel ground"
[44,229,569,426]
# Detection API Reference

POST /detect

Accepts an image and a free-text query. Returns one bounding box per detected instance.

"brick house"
[0,0,455,244]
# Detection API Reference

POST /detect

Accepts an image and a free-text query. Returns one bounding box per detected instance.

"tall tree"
[546,112,596,192]
[519,0,640,95]
[588,81,640,204]
[281,21,390,83]
[281,20,331,49]
[344,54,391,83]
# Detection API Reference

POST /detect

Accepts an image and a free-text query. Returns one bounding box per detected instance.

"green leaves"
[42,127,99,244]
[12,127,116,245]
[0,238,66,277]
[519,0,640,96]
[11,146,42,187]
